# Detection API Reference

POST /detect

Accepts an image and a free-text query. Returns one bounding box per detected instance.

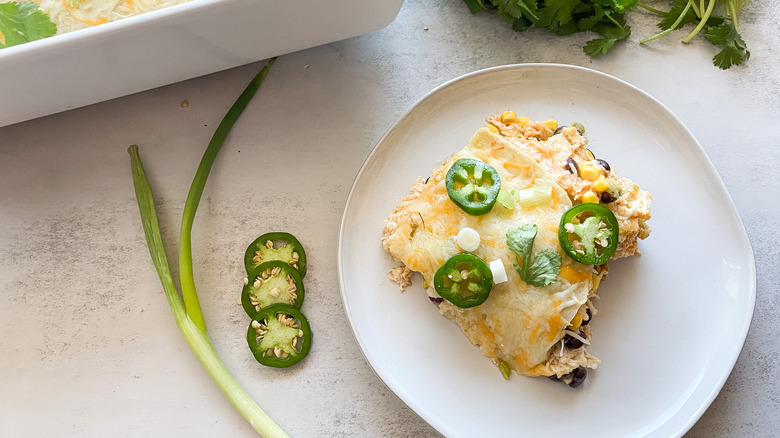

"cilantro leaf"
[525,249,562,287]
[583,37,618,56]
[511,15,534,32]
[583,15,631,57]
[606,0,637,12]
[536,0,579,31]
[507,224,536,278]
[463,0,489,14]
[491,0,538,23]
[0,1,57,49]
[507,224,561,287]
[577,7,605,31]
[655,0,698,30]
[705,21,750,69]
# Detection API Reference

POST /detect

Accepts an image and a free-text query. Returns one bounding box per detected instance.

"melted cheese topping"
[36,0,192,34]
[383,127,597,375]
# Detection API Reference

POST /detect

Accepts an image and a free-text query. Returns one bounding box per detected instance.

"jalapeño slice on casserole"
[244,232,307,277]
[242,260,305,317]
[433,254,493,308]
[445,158,501,216]
[247,304,312,368]
[558,204,619,265]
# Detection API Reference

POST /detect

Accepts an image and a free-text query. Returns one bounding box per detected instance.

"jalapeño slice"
[244,232,307,277]
[445,158,501,216]
[433,254,493,308]
[242,260,305,317]
[558,203,619,265]
[247,304,312,368]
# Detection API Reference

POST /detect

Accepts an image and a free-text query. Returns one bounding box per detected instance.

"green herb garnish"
[705,20,749,69]
[128,58,288,436]
[582,13,632,57]
[639,0,750,69]
[461,0,638,58]
[507,224,561,287]
[461,0,751,69]
[0,1,56,48]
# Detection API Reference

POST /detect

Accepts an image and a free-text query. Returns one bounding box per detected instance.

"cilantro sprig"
[461,0,750,69]
[705,21,749,69]
[507,224,561,287]
[639,0,750,69]
[462,0,638,58]
[0,1,57,49]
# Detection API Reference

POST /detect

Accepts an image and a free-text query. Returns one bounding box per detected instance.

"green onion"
[128,57,288,437]
[498,359,512,380]
[516,179,554,209]
[496,188,517,209]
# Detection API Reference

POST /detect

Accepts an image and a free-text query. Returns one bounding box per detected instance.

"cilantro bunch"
[462,0,639,57]
[461,0,750,69]
[639,0,750,69]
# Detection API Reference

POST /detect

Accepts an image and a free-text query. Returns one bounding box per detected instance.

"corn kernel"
[591,273,601,290]
[517,116,531,127]
[568,313,583,331]
[501,111,517,124]
[543,119,558,131]
[487,124,499,133]
[580,165,600,181]
[586,149,595,160]
[593,176,608,192]
[582,191,599,204]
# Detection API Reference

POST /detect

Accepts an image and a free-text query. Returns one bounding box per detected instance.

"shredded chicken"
[388,265,413,292]
[487,116,652,258]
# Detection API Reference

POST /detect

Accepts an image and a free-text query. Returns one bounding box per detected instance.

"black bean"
[564,333,584,349]
[596,158,611,172]
[554,126,564,135]
[429,297,443,305]
[567,367,587,388]
[600,191,617,203]
[565,157,579,174]
[581,308,592,326]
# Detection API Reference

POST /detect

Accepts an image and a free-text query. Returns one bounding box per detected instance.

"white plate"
[338,64,755,438]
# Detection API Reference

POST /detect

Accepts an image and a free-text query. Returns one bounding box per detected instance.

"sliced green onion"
[498,359,512,380]
[496,187,517,209]
[517,178,555,208]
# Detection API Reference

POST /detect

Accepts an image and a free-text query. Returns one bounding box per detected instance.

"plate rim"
[338,63,757,438]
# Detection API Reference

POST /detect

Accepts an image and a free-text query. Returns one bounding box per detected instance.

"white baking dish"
[0,0,404,127]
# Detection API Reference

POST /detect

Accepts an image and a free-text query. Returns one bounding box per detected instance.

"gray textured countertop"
[1,1,778,436]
